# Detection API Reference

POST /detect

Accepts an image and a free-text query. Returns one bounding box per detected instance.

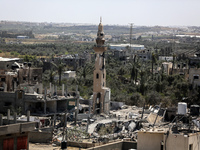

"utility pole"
[129,23,134,57]
[75,85,79,125]
[61,113,67,150]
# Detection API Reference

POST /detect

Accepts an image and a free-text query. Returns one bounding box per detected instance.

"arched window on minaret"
[96,73,99,79]
[97,93,101,104]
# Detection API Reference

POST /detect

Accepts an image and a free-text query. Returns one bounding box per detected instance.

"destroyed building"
[189,68,200,87]
[0,58,42,92]
[0,121,35,150]
[0,56,82,117]
[54,52,91,71]
[137,102,200,150]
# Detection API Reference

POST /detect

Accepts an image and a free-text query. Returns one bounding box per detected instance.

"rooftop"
[110,43,145,48]
[0,57,21,62]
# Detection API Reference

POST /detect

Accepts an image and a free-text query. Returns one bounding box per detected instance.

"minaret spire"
[96,18,105,46]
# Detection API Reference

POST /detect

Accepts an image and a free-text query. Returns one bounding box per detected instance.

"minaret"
[93,18,111,114]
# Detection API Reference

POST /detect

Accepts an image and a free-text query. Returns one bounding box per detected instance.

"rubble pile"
[51,104,182,146]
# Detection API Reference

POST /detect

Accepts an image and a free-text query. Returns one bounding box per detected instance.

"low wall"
[122,141,137,150]
[67,141,95,148]
[29,130,52,143]
[87,141,123,150]
[87,141,137,150]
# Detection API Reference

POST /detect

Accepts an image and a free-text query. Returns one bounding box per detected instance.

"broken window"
[18,90,23,99]
[194,75,199,80]
[4,102,12,107]
[34,76,37,81]
[189,144,193,150]
[160,145,163,150]
[1,78,5,82]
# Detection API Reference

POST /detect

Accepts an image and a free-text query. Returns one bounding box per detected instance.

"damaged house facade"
[0,58,43,114]
[0,57,79,116]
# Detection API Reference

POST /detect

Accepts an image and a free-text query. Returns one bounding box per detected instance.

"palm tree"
[49,69,56,83]
[77,63,93,80]
[151,52,157,79]
[127,56,141,84]
[140,68,146,95]
[57,63,65,86]
[51,60,65,86]
[171,53,176,75]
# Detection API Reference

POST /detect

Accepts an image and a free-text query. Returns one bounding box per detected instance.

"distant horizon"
[1,0,200,27]
[1,20,199,28]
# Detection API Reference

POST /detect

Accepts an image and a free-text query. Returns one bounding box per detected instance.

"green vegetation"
[1,21,200,108]
[0,43,94,56]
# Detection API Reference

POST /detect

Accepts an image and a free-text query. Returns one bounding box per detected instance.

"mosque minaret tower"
[92,18,111,114]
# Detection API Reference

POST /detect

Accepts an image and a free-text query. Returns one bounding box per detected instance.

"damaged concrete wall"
[46,101,57,113]
[57,100,68,112]
[0,91,24,114]
[147,113,163,124]
[164,134,188,150]
[137,132,164,150]
[103,88,111,114]
[29,129,53,143]
[87,141,136,150]
[110,101,124,110]
[188,133,200,150]
[0,90,41,114]
[18,68,42,85]
[87,141,123,150]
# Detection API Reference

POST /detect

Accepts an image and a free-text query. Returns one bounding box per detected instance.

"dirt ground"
[29,143,86,150]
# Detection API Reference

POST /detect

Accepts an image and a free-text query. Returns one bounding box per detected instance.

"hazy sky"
[0,0,200,26]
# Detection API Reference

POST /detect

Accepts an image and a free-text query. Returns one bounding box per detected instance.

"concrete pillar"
[14,112,17,123]
[65,87,68,97]
[27,110,30,122]
[0,114,3,126]
[50,82,52,96]
[44,102,46,114]
[53,114,56,127]
[7,109,10,124]
[62,84,65,96]
[4,83,7,92]
[44,88,47,114]
[39,83,43,94]
[118,115,120,120]
[55,86,57,95]
[75,85,79,125]
[52,85,54,96]
[14,82,17,92]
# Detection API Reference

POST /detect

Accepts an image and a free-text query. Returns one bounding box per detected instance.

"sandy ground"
[29,143,86,150]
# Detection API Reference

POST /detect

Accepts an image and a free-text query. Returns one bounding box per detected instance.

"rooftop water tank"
[190,105,199,116]
[178,102,187,115]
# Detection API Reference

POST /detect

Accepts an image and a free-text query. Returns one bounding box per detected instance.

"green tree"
[151,52,157,79]
[51,61,65,86]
